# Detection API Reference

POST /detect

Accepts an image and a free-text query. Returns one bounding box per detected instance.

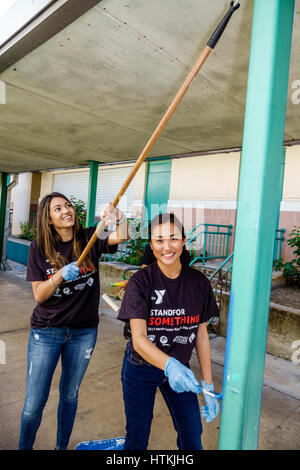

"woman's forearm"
[33,269,64,303]
[132,332,170,371]
[196,328,213,385]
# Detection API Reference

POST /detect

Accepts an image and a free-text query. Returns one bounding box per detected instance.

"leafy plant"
[283,261,300,287]
[286,226,300,257]
[281,226,300,287]
[273,257,284,272]
[18,222,37,241]
[119,237,147,266]
[69,195,87,227]
[119,218,148,266]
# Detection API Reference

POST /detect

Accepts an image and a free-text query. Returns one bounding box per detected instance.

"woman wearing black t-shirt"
[19,192,128,450]
[118,213,219,450]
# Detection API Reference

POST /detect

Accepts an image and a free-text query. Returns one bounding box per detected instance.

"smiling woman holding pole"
[19,193,128,450]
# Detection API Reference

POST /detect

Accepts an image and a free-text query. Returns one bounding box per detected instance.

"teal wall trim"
[144,159,171,221]
[218,0,295,450]
[7,237,30,266]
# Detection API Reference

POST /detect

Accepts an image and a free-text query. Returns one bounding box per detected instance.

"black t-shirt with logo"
[26,227,118,329]
[117,262,219,364]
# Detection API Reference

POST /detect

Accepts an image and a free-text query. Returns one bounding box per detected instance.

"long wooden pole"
[76,1,240,266]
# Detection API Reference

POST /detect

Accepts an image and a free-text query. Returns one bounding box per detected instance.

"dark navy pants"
[121,344,203,450]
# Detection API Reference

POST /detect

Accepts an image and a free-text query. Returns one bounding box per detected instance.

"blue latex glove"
[62,262,80,281]
[201,380,219,423]
[164,357,201,394]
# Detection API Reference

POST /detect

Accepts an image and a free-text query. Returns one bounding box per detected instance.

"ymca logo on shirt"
[151,290,166,305]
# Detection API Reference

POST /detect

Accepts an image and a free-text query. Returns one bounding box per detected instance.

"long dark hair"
[36,192,90,271]
[148,212,186,240]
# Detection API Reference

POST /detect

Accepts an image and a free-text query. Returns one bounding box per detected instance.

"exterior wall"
[169,152,240,201]
[40,163,147,219]
[280,146,300,260]
[29,172,41,224]
[11,144,300,262]
[168,146,300,261]
[168,152,239,254]
[40,171,53,198]
[11,172,32,235]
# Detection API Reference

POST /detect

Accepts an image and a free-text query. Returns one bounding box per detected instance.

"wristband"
[49,276,57,289]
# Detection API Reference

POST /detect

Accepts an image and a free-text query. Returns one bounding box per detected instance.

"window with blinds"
[53,166,135,217]
[95,165,135,217]
[53,171,89,203]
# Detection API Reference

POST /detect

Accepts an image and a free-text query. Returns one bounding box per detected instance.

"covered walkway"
[1,0,300,450]
[0,267,299,450]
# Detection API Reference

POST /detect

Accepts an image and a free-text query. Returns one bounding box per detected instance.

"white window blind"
[96,166,135,217]
[53,171,89,206]
[53,166,135,217]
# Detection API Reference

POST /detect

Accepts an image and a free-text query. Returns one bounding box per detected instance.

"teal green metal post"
[218,0,294,450]
[0,173,8,262]
[86,161,98,228]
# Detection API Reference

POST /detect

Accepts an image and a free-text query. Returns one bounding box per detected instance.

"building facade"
[10,145,300,262]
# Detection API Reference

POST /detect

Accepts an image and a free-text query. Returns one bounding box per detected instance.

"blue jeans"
[121,344,203,450]
[19,327,98,450]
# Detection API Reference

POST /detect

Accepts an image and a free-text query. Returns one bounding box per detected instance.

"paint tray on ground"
[76,437,125,450]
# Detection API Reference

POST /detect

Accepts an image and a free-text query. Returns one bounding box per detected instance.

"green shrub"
[119,237,147,266]
[119,218,148,266]
[281,226,300,287]
[18,222,37,241]
[69,195,87,227]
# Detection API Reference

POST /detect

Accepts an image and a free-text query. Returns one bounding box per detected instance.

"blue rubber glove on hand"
[201,380,219,423]
[62,262,80,281]
[164,357,201,394]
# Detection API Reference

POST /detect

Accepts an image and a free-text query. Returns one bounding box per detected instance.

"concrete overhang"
[0,0,299,173]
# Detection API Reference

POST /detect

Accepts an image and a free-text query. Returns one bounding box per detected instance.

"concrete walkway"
[0,263,299,450]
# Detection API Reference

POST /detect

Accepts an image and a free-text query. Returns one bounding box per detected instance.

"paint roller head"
[207,0,241,49]
[231,1,240,11]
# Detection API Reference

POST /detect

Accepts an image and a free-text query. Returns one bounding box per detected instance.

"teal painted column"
[218,0,294,450]
[0,173,8,262]
[144,159,171,221]
[86,161,98,227]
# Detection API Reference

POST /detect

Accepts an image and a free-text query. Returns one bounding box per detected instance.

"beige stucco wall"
[169,151,241,201]
[169,146,300,203]
[282,146,300,201]
[30,173,41,203]
[40,171,54,199]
